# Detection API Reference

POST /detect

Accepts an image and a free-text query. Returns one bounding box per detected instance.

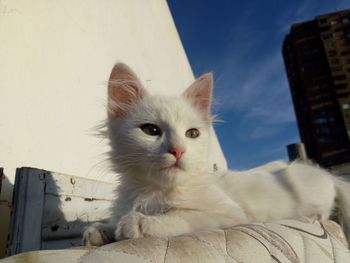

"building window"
[342,103,350,109]
[334,74,347,81]
[320,83,330,90]
[325,42,335,49]
[319,18,328,25]
[328,50,337,56]
[337,93,348,98]
[342,17,350,24]
[311,85,320,92]
[340,41,348,47]
[332,66,343,72]
[331,20,338,25]
[319,137,333,144]
[303,48,311,55]
[319,127,331,134]
[314,117,328,124]
[322,33,333,40]
[335,83,348,89]
[330,58,340,64]
[320,25,332,32]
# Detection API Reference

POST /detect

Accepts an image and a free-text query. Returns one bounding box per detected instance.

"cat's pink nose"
[168,147,185,160]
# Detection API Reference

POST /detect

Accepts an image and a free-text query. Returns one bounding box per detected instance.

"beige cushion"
[2,220,349,263]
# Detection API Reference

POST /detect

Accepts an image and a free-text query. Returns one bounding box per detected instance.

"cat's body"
[83,63,350,246]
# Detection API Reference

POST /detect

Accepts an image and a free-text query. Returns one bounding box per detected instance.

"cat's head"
[107,63,213,185]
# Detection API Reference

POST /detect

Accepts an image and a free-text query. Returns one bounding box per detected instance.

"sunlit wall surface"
[0,0,227,257]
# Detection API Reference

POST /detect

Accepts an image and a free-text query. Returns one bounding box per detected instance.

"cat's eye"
[140,123,162,136]
[186,128,200,138]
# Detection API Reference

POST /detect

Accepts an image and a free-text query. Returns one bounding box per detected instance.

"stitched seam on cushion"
[329,232,338,262]
[163,238,170,263]
[236,224,301,263]
[261,223,301,261]
[300,235,307,263]
[234,228,275,261]
[328,235,337,262]
[190,233,221,250]
[324,225,349,250]
[224,230,237,262]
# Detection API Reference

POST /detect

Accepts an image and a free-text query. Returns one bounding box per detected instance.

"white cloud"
[212,1,349,142]
[214,48,296,139]
[246,105,295,125]
[247,125,285,140]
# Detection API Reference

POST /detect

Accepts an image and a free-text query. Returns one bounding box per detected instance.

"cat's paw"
[115,212,153,240]
[82,223,115,246]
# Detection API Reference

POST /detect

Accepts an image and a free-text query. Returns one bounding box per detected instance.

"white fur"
[83,64,350,246]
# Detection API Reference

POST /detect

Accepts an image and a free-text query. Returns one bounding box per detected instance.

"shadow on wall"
[0,169,14,259]
[5,168,116,257]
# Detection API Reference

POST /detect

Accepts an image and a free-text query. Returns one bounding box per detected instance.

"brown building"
[283,9,350,167]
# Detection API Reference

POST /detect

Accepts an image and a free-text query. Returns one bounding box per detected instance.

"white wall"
[0,0,227,257]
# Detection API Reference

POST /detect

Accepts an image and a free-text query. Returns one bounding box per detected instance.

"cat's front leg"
[115,212,144,239]
[83,222,116,246]
[115,208,247,240]
[115,211,193,240]
[115,211,160,240]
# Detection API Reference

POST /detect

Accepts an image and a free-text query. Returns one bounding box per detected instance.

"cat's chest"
[133,190,173,215]
[130,184,213,215]
[134,186,201,213]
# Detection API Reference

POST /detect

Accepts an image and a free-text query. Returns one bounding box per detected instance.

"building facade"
[283,9,350,167]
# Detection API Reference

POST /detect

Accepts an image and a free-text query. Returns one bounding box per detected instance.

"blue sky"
[168,0,350,170]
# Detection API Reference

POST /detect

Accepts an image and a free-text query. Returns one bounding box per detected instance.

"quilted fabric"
[2,220,349,263]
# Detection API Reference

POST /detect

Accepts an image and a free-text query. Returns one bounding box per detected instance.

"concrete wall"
[0,0,227,257]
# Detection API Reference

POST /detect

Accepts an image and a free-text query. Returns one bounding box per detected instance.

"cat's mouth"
[160,162,183,171]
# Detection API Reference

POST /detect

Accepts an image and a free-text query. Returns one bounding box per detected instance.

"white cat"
[83,63,350,246]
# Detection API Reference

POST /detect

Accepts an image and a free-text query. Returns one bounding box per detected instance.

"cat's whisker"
[145,161,158,179]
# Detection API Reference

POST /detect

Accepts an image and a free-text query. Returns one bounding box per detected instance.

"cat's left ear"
[183,73,213,121]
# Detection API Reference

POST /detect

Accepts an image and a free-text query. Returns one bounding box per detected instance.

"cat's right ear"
[108,63,147,118]
[183,73,213,121]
